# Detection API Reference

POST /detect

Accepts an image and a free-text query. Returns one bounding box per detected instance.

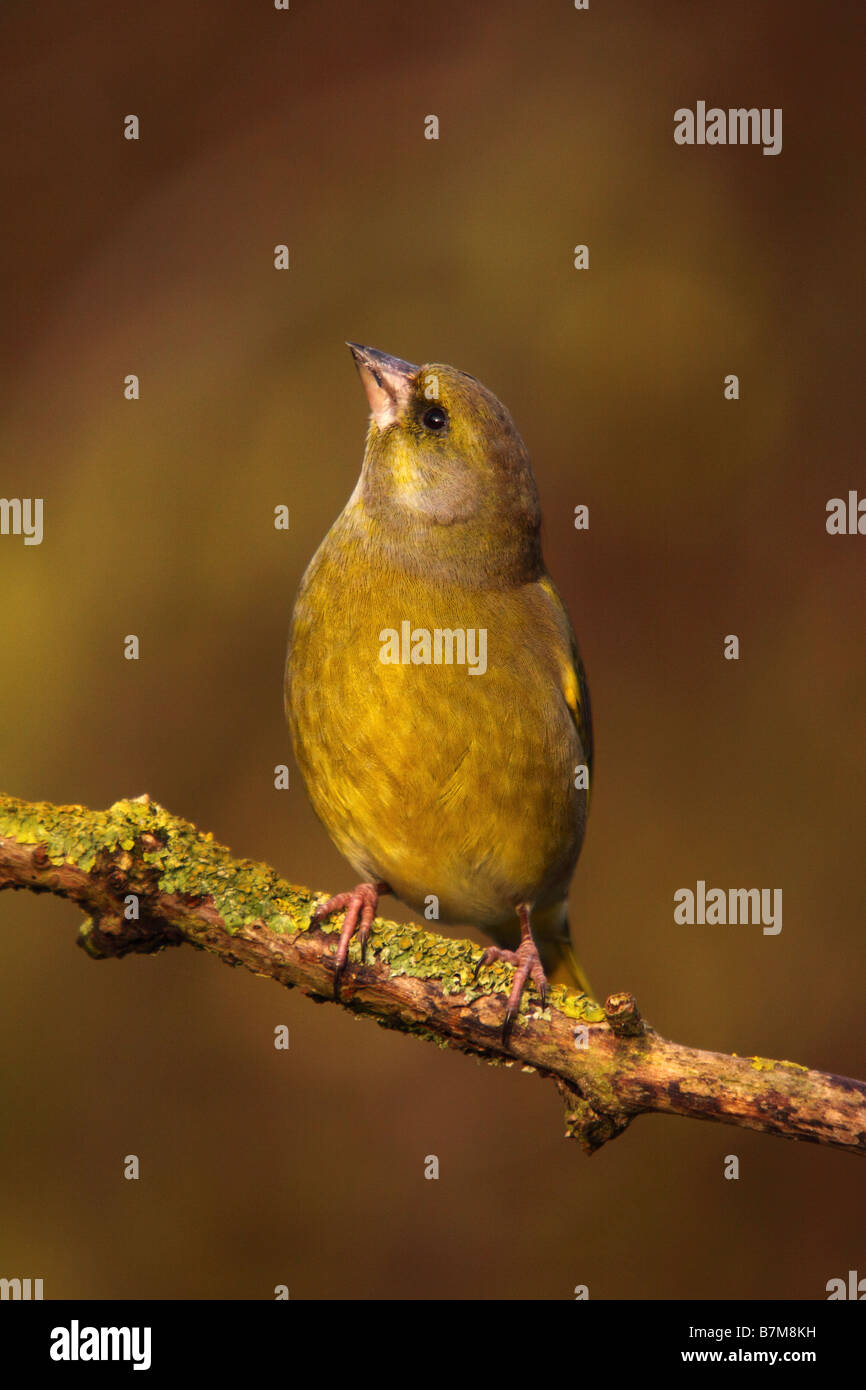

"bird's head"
[346,343,542,582]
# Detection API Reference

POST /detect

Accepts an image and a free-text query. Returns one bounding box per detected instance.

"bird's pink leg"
[475,903,548,1042]
[312,881,391,995]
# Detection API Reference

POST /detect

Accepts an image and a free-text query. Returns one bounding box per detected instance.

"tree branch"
[1,792,863,1156]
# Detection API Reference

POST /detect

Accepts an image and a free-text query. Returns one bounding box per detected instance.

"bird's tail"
[533,904,594,999]
[547,938,594,999]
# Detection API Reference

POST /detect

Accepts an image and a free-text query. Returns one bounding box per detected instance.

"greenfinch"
[285,344,593,1037]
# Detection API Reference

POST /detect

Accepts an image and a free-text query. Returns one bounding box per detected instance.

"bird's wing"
[536,574,594,784]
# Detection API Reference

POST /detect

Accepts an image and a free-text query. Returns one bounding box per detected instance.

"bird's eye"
[422,405,448,432]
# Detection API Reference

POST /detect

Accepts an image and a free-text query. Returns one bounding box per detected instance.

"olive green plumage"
[285,344,593,1017]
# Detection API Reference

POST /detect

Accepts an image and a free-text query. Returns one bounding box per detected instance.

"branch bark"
[1,792,864,1156]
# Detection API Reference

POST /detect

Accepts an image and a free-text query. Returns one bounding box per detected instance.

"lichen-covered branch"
[1,792,864,1156]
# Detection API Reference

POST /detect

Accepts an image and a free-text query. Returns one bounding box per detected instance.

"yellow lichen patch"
[550,985,606,1024]
[746,1056,808,1074]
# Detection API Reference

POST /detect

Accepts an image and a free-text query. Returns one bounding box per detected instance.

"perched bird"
[285,344,593,1038]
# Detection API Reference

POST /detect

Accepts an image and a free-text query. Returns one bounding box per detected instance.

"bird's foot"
[312,881,391,996]
[474,935,549,1043]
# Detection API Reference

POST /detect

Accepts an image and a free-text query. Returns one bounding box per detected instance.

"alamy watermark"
[674,103,782,156]
[0,497,43,545]
[1,1276,43,1299]
[674,880,782,935]
[50,1320,151,1371]
[379,622,487,676]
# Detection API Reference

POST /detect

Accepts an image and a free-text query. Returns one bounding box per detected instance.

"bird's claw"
[474,937,549,1043]
[309,881,389,997]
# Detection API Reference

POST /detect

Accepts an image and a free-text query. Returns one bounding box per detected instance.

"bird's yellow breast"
[286,515,589,931]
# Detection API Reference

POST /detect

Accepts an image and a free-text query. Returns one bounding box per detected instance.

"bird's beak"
[347,343,419,429]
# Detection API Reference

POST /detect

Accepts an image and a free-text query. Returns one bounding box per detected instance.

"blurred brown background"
[1,0,864,1299]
